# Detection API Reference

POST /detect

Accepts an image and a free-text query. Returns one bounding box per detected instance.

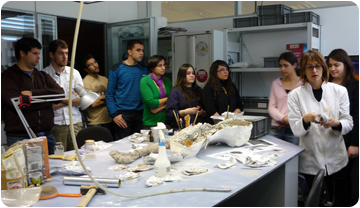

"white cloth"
[43,64,83,125]
[287,81,353,175]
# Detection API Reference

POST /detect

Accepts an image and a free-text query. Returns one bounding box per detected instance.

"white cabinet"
[223,22,321,97]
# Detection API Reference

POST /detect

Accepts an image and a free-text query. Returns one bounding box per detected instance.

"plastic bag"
[1,187,42,207]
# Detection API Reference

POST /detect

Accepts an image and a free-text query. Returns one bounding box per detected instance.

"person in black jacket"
[202,60,243,124]
[327,49,359,206]
[1,37,64,154]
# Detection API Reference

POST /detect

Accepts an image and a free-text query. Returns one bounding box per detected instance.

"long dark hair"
[174,64,202,103]
[326,49,355,86]
[207,60,235,96]
[279,52,300,76]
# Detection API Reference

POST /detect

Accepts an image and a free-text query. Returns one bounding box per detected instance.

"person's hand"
[282,115,289,125]
[199,109,206,117]
[303,112,317,124]
[113,114,127,128]
[348,146,359,158]
[278,123,290,128]
[234,108,241,114]
[185,107,198,115]
[150,105,166,114]
[320,117,340,128]
[21,90,32,96]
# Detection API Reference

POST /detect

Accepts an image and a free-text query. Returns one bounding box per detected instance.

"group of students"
[105,40,244,139]
[268,50,358,206]
[2,37,357,206]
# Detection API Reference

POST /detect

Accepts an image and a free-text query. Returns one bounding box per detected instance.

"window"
[161,1,356,22]
[162,1,235,22]
[1,9,35,72]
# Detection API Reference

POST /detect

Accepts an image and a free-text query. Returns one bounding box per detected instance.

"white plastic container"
[54,142,64,155]
[154,130,171,177]
[85,140,96,159]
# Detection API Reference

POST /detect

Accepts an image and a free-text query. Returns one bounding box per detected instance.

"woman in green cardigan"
[140,55,172,127]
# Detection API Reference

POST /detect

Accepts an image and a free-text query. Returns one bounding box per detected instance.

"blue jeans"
[268,125,299,145]
[7,133,56,155]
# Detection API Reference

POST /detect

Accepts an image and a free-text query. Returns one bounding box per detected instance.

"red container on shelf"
[286,43,307,64]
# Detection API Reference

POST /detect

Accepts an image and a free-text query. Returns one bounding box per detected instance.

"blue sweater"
[106,62,148,118]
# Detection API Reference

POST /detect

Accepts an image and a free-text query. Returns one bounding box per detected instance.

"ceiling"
[161,1,356,22]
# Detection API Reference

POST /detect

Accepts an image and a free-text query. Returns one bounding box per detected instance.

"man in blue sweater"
[106,40,148,139]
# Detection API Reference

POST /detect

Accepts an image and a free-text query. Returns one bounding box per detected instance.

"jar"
[54,142,64,155]
[85,140,96,159]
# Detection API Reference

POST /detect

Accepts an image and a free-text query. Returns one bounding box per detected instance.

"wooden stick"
[225,105,230,120]
[173,110,181,130]
[193,111,199,126]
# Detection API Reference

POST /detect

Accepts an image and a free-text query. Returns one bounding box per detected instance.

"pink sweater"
[268,78,302,127]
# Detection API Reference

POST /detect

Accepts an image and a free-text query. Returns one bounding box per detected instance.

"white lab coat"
[287,81,353,175]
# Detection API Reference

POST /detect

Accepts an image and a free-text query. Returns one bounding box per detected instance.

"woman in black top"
[327,49,359,206]
[202,60,243,124]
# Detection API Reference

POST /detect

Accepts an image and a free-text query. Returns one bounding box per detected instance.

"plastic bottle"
[154,130,171,177]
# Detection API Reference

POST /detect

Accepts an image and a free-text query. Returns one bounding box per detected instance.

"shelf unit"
[223,22,321,116]
[224,22,321,73]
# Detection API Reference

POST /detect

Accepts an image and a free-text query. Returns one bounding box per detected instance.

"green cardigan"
[140,75,172,126]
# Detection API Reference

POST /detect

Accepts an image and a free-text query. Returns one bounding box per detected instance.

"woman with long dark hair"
[202,60,243,124]
[166,64,205,129]
[327,49,359,206]
[268,52,302,145]
[140,55,172,127]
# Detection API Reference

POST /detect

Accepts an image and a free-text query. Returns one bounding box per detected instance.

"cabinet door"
[106,18,157,74]
[37,14,57,70]
[173,34,212,88]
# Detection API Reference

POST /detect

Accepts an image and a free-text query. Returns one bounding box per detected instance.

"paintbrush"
[173,110,181,130]
[225,105,230,120]
[193,111,199,126]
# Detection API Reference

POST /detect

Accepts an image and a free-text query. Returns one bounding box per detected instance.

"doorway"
[56,17,106,78]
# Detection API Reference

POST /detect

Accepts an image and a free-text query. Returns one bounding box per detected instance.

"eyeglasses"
[86,60,97,68]
[217,68,230,73]
[305,64,323,71]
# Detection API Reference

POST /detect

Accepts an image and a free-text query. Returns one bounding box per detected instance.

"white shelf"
[230,67,280,72]
[228,23,310,34]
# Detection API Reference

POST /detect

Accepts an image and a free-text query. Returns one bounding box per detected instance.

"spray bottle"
[154,130,171,177]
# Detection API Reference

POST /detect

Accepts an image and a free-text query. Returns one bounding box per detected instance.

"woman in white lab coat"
[287,50,353,206]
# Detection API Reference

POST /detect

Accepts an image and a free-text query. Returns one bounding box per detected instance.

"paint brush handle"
[58,193,83,197]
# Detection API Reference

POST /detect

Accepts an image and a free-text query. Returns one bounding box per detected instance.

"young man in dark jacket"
[1,37,64,154]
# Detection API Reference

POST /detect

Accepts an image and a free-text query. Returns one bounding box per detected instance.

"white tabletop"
[33,134,303,207]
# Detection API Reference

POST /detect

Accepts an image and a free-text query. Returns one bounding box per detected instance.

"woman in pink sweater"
[268,52,302,145]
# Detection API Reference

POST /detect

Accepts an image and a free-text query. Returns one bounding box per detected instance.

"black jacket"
[1,64,64,136]
[343,76,359,148]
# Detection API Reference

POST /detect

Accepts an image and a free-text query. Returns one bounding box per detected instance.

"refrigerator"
[171,30,224,88]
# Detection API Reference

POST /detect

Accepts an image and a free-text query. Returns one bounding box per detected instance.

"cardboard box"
[286,43,307,64]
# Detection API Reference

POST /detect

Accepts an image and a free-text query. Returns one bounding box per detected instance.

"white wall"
[2,1,139,23]
[169,5,359,55]
[301,5,359,55]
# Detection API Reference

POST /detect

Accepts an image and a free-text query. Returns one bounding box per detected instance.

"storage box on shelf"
[259,15,286,26]
[285,12,320,25]
[242,97,269,109]
[264,57,279,68]
[233,17,258,28]
[257,4,293,15]
[243,116,268,139]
